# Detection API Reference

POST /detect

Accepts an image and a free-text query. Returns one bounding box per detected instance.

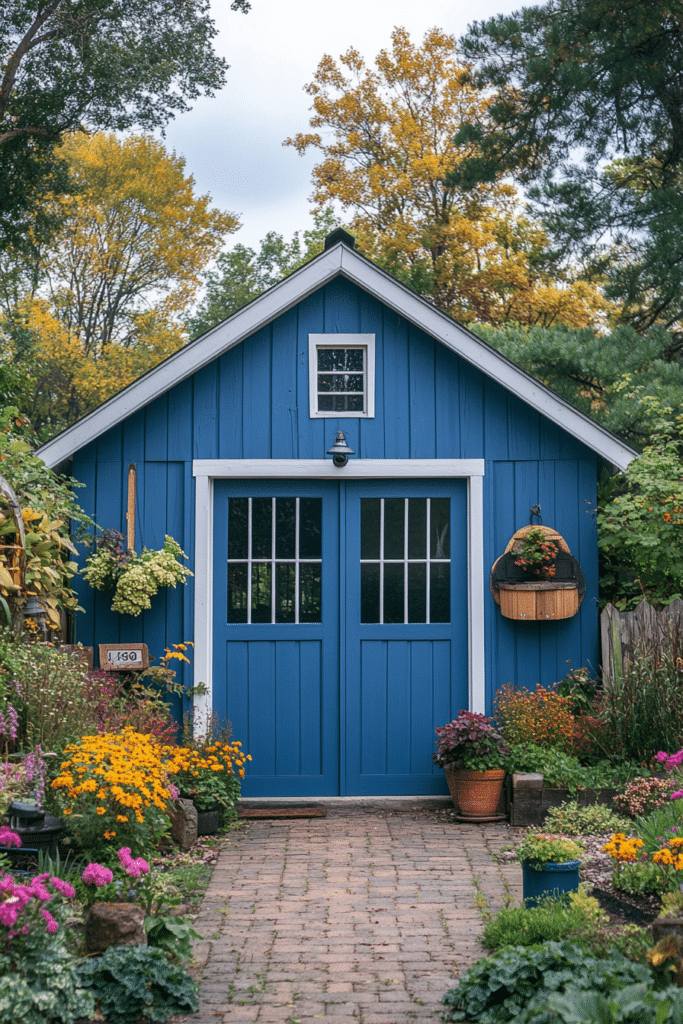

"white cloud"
[161,0,533,249]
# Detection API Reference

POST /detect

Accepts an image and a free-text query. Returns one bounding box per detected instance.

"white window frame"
[192,459,485,734]
[308,334,375,418]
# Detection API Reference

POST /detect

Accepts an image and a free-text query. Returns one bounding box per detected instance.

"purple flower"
[81,863,114,887]
[672,792,683,802]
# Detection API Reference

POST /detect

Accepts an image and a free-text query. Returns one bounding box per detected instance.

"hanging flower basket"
[490,526,585,621]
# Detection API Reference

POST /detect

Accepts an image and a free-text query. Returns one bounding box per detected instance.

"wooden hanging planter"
[491,525,585,621]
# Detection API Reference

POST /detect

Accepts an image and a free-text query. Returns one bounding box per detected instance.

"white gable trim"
[192,458,486,731]
[37,242,637,472]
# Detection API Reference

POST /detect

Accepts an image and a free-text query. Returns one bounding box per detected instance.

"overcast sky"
[160,0,532,251]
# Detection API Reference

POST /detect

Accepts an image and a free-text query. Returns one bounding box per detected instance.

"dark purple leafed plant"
[433,710,509,771]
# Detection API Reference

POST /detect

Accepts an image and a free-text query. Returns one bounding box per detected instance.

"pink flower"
[0,900,19,928]
[672,791,683,801]
[50,877,76,899]
[117,847,149,878]
[28,876,52,901]
[41,908,59,934]
[0,826,21,848]
[81,863,114,887]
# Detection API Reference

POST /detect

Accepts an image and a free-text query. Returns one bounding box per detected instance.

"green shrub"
[545,800,631,836]
[0,950,95,1024]
[76,945,198,1023]
[441,941,663,1024]
[505,743,583,785]
[482,892,602,949]
[543,985,683,1024]
[612,861,674,896]
[505,743,636,790]
[481,890,651,963]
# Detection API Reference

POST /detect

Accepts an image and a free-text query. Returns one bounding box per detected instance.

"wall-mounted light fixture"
[24,594,48,640]
[326,430,355,468]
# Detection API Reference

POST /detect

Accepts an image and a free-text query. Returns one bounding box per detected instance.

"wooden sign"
[98,643,148,671]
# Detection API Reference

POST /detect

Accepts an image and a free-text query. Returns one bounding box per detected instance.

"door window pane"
[360,497,451,624]
[276,498,296,559]
[383,564,405,624]
[431,498,450,558]
[227,497,322,624]
[252,498,272,559]
[228,563,248,623]
[384,499,405,559]
[300,564,322,623]
[360,563,380,623]
[360,498,381,560]
[228,498,248,559]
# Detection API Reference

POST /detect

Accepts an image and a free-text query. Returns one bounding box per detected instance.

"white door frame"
[192,459,486,730]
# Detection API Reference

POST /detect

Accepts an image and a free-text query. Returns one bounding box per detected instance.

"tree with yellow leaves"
[4,132,238,436]
[285,27,610,329]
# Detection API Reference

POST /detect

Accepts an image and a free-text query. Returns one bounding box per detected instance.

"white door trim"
[192,459,486,732]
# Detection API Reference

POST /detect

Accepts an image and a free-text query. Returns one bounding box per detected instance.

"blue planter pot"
[521,859,580,906]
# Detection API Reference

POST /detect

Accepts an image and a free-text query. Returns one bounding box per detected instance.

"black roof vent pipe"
[324,227,356,250]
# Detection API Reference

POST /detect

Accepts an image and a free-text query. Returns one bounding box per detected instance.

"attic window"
[308,334,375,418]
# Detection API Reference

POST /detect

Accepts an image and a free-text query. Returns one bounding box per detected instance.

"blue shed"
[38,232,636,797]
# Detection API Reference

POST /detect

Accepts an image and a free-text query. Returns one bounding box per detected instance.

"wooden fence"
[600,598,683,685]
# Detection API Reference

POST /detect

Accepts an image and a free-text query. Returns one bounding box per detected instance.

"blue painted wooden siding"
[71,275,599,712]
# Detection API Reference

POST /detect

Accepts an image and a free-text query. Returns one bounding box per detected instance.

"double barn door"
[212,478,468,795]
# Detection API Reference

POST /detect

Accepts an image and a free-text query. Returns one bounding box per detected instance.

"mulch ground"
[591,886,662,928]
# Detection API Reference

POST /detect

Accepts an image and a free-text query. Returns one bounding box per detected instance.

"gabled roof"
[37,239,638,471]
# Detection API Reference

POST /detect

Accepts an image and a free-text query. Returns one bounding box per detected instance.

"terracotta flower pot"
[444,767,506,819]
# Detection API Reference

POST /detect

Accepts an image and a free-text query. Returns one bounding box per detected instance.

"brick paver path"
[176,808,522,1024]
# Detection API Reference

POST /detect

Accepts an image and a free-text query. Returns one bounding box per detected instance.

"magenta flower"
[81,863,114,887]
[672,792,683,801]
[50,877,76,899]
[41,908,59,934]
[117,847,149,878]
[0,826,21,848]
[0,900,19,928]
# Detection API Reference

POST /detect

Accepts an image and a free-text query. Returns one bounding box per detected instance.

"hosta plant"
[76,944,198,1024]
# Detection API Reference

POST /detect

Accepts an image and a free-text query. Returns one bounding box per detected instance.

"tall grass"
[597,615,683,763]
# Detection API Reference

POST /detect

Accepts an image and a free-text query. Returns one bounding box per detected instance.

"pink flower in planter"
[81,863,114,887]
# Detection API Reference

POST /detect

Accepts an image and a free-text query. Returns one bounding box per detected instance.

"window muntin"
[308,334,375,418]
[227,497,322,624]
[360,497,450,623]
